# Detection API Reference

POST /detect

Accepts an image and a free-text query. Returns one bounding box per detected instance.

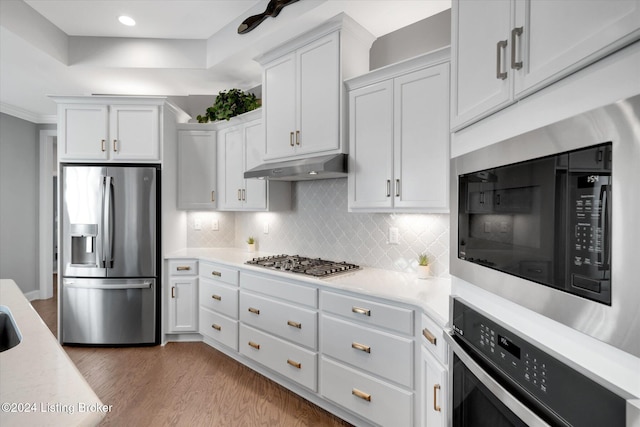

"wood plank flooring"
[30,282,352,426]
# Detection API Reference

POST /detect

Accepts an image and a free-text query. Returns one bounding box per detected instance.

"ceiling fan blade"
[238,0,300,34]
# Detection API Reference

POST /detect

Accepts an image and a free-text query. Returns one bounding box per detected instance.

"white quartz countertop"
[166,248,452,326]
[0,279,106,427]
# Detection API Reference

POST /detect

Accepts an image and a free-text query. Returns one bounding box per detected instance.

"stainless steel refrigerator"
[60,164,160,345]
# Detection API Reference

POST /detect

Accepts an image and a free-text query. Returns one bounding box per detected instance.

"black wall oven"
[444,298,629,427]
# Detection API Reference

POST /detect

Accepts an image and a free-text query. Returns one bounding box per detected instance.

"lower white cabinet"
[421,348,447,427]
[198,261,240,350]
[167,260,198,333]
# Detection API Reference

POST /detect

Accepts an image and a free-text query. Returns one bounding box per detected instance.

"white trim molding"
[38,129,56,300]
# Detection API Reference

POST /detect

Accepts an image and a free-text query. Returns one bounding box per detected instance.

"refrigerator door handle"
[64,282,153,290]
[103,175,115,269]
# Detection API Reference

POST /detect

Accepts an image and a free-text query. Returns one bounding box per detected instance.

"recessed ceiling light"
[118,15,136,26]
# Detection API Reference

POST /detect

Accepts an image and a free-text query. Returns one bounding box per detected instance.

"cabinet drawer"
[241,273,317,308]
[321,315,413,388]
[421,313,448,365]
[200,307,238,351]
[321,357,413,427]
[168,259,198,276]
[199,261,238,286]
[199,278,239,319]
[240,324,317,392]
[240,291,317,350]
[321,291,414,335]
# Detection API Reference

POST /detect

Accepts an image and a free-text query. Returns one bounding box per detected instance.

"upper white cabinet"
[451,0,640,130]
[55,97,162,162]
[177,128,217,210]
[346,50,450,213]
[256,13,374,162]
[217,110,291,211]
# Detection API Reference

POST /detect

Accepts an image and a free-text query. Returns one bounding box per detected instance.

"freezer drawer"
[62,278,156,345]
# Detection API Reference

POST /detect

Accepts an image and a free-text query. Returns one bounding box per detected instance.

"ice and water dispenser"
[69,223,98,266]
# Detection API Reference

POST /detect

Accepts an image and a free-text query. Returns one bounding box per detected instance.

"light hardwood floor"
[31,280,352,427]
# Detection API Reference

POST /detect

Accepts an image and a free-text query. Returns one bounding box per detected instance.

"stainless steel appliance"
[451,95,640,358]
[60,164,159,345]
[246,254,360,277]
[444,297,631,426]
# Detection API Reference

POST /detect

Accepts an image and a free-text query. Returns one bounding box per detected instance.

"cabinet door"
[177,130,216,210]
[514,0,640,96]
[394,64,449,211]
[220,127,245,210]
[168,276,198,332]
[109,105,160,161]
[263,53,297,160]
[243,120,267,210]
[58,104,109,160]
[348,80,394,210]
[297,31,341,156]
[451,0,514,129]
[422,347,447,427]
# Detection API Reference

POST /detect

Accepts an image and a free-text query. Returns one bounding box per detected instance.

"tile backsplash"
[187,178,450,277]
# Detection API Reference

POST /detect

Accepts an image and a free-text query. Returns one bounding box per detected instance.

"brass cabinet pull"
[395,179,400,197]
[211,190,215,202]
[176,266,191,271]
[241,189,246,201]
[171,286,175,298]
[248,307,260,315]
[511,26,524,70]
[352,388,371,402]
[211,324,221,331]
[386,179,391,197]
[290,131,294,147]
[352,342,371,353]
[248,341,260,350]
[423,328,437,346]
[113,139,118,152]
[352,306,371,316]
[496,40,508,80]
[237,189,242,201]
[211,271,222,277]
[295,130,300,146]
[211,294,222,301]
[287,320,302,329]
[433,384,441,412]
[287,359,301,369]
[101,139,106,152]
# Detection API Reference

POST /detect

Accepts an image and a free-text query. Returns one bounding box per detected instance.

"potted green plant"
[246,236,256,253]
[417,253,430,279]
[196,89,260,123]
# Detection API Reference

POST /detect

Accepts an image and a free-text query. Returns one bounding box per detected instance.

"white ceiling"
[0,0,451,122]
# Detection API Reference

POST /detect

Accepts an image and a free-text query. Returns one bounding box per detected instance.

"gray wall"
[370,9,451,70]
[0,113,40,293]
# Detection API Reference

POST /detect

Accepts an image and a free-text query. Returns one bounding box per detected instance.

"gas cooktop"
[245,254,360,277]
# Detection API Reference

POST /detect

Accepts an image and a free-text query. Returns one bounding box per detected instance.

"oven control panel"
[452,298,626,427]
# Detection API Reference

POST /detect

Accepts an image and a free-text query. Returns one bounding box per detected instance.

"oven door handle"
[444,331,553,427]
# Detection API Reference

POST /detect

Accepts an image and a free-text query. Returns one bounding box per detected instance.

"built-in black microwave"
[458,142,612,305]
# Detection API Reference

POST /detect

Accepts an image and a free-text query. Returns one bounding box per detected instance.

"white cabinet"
[451,0,640,130]
[56,99,161,161]
[199,261,240,351]
[257,14,374,162]
[421,348,446,427]
[177,129,217,210]
[167,260,198,333]
[346,51,450,213]
[218,111,291,211]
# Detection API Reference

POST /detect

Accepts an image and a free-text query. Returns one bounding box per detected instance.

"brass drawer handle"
[211,190,215,202]
[211,271,222,277]
[211,294,222,301]
[248,341,260,350]
[287,359,301,369]
[290,131,294,147]
[101,139,106,152]
[352,388,371,402]
[171,286,175,298]
[351,342,371,353]
[248,307,260,315]
[287,320,302,329]
[113,139,118,152]
[423,328,437,346]
[176,266,191,271]
[433,384,441,412]
[295,130,300,146]
[211,324,221,331]
[352,306,371,316]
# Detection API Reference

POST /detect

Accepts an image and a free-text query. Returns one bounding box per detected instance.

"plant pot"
[417,265,430,279]
[247,243,256,253]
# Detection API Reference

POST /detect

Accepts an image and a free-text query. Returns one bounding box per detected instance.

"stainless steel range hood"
[244,154,348,181]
